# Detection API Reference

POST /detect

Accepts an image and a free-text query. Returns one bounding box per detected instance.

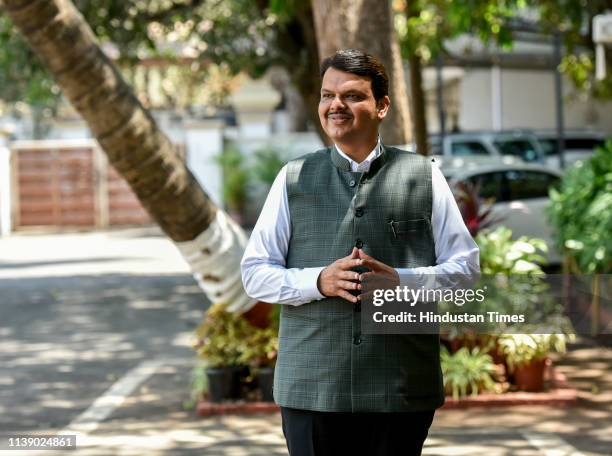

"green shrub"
[476,226,548,275]
[237,326,279,368]
[252,147,285,187]
[441,346,497,399]
[193,303,253,367]
[548,141,612,274]
[216,144,250,212]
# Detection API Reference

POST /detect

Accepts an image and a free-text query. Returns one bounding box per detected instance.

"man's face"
[318,67,389,145]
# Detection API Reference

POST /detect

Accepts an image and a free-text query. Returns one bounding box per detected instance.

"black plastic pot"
[206,365,250,402]
[206,367,233,403]
[230,365,250,398]
[257,366,275,402]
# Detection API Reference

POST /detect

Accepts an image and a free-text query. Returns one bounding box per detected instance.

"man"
[241,49,479,456]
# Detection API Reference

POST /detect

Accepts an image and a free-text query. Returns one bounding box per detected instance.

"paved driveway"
[0,228,610,455]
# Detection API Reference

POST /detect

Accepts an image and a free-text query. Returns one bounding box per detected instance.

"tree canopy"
[394,0,612,97]
[1,0,612,127]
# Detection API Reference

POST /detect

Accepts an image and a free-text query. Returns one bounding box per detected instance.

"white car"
[534,130,608,169]
[430,131,546,164]
[440,162,563,266]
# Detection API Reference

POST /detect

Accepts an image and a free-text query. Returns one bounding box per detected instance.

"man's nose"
[330,95,346,110]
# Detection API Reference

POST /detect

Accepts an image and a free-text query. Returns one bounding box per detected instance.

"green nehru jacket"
[273,145,444,413]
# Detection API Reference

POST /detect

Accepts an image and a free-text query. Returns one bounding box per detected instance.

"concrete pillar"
[491,64,503,131]
[230,75,281,140]
[183,119,224,207]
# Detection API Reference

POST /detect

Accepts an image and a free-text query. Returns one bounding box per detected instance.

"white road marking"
[1,358,200,456]
[522,431,586,456]
[64,359,166,435]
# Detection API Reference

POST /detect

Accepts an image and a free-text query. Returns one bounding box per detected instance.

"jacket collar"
[330,141,388,172]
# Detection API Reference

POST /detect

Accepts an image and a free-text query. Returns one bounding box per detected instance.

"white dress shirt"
[240,142,480,305]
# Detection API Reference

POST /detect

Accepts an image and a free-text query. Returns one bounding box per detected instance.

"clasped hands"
[317,247,399,303]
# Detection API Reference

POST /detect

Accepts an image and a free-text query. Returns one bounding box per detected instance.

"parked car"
[429,130,545,164]
[533,129,608,169]
[440,162,563,265]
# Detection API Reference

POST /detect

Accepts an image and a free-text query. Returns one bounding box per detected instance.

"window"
[429,138,442,155]
[451,141,490,156]
[505,171,560,200]
[493,139,540,162]
[541,138,606,155]
[566,138,605,150]
[538,139,557,157]
[466,172,508,202]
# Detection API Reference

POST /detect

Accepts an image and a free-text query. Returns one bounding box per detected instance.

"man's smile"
[327,113,352,123]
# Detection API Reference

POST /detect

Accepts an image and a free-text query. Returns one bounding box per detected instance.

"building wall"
[438,68,612,134]
[500,69,556,129]
[457,69,494,131]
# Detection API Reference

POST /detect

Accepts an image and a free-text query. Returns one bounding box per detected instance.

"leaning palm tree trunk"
[2,0,253,312]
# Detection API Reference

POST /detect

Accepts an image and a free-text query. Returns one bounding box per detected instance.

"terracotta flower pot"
[513,358,547,392]
[488,346,507,366]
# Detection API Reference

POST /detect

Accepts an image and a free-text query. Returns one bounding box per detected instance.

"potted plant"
[497,330,573,392]
[440,346,498,399]
[238,326,278,402]
[194,303,252,402]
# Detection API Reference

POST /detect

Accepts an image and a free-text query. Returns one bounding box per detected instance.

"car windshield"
[464,170,560,202]
[451,141,490,156]
[539,138,605,156]
[493,139,540,162]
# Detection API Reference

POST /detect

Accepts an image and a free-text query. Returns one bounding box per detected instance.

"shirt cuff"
[294,267,326,302]
[396,267,430,289]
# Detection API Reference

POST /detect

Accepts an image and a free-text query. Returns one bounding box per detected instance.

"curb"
[197,401,280,417]
[441,388,578,409]
[196,387,578,416]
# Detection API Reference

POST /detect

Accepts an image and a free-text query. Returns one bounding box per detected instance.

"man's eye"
[321,93,333,99]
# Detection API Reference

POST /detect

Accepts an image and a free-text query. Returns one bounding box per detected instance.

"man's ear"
[377,96,390,120]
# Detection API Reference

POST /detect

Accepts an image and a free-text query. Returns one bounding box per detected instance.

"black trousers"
[280,407,435,456]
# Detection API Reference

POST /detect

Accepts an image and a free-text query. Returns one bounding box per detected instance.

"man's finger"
[350,247,359,259]
[338,257,364,269]
[359,272,374,282]
[338,289,359,303]
[360,258,385,272]
[337,280,361,291]
[339,270,361,281]
[358,249,374,260]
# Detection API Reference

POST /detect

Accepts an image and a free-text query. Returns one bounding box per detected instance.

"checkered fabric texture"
[274,145,445,412]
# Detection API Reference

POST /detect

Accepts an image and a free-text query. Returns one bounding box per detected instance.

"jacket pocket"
[388,218,430,239]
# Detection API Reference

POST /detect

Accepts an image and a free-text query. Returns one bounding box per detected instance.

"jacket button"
[355,208,364,217]
[355,239,363,248]
[353,336,362,345]
[349,179,356,187]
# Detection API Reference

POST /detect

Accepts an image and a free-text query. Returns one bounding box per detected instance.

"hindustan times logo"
[372,286,487,307]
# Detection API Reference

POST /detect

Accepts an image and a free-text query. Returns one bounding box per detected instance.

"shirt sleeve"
[396,164,480,289]
[240,165,326,305]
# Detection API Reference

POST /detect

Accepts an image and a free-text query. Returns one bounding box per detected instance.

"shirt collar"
[334,137,382,173]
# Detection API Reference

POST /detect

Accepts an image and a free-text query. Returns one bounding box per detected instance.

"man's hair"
[320,49,389,102]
